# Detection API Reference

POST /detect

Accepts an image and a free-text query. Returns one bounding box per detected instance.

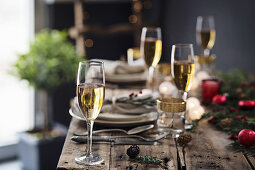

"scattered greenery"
[12,29,83,92]
[193,69,255,157]
[117,95,156,106]
[134,156,162,165]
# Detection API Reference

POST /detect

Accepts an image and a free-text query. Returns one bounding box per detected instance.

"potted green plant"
[12,29,83,170]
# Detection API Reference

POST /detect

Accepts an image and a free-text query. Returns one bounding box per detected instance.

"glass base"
[75,154,104,165]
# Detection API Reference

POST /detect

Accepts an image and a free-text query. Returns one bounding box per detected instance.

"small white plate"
[69,108,158,127]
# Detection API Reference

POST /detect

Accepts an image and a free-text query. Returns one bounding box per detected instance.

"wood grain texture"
[246,155,255,169]
[57,118,110,170]
[109,134,178,170]
[182,119,252,170]
[57,88,255,170]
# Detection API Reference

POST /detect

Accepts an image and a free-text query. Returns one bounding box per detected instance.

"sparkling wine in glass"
[140,27,162,89]
[75,60,105,165]
[196,16,216,56]
[171,44,195,100]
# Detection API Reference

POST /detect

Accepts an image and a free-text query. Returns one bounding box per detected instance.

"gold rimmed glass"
[157,97,186,138]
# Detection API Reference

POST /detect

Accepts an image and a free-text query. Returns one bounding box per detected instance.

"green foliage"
[218,69,255,100]
[192,69,255,157]
[12,30,83,92]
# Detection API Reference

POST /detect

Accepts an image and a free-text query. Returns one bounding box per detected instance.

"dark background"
[46,0,255,126]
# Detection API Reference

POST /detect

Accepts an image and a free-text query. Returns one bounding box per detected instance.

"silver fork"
[71,131,170,143]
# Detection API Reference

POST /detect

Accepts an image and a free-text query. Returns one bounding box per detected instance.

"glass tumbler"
[157,97,186,138]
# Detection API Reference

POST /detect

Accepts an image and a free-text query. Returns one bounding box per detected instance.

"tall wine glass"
[196,16,216,56]
[140,27,162,89]
[75,60,105,165]
[171,44,195,101]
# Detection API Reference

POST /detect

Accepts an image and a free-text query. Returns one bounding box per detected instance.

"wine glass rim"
[142,26,161,31]
[197,16,214,19]
[79,60,104,65]
[172,44,193,48]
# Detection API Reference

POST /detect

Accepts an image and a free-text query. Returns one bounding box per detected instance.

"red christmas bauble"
[238,129,255,147]
[212,95,226,105]
[238,100,255,110]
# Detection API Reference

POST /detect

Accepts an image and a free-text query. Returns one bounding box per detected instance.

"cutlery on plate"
[73,124,154,136]
[71,131,170,143]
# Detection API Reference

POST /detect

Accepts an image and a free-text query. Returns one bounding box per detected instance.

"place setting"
[3,1,255,170]
[58,16,255,170]
[56,15,255,169]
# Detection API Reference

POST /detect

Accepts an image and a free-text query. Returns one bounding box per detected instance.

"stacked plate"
[69,97,158,127]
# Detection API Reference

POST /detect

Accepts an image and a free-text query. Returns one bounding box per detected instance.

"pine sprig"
[131,156,169,169]
[134,156,162,165]
[231,141,255,157]
[117,96,156,106]
[192,69,255,157]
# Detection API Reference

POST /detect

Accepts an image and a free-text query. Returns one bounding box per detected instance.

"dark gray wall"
[162,0,255,72]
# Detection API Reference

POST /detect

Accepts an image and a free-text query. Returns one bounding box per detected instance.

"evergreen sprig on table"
[193,69,255,157]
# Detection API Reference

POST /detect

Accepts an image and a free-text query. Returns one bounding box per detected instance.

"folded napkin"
[101,103,156,115]
[102,60,145,75]
[101,60,146,83]
[71,92,157,122]
[97,112,157,122]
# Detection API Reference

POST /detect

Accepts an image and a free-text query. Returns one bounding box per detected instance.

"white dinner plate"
[69,108,158,127]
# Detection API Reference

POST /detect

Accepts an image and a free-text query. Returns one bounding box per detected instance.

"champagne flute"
[196,16,216,56]
[140,27,162,90]
[171,44,195,101]
[75,60,105,165]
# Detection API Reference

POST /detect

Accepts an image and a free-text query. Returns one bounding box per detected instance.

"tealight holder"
[202,79,221,104]
[157,97,186,138]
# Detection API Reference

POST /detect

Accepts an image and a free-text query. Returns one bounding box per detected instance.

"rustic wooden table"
[57,89,255,170]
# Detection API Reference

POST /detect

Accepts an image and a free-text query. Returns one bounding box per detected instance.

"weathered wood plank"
[109,132,178,170]
[246,155,255,169]
[57,118,111,170]
[182,119,252,170]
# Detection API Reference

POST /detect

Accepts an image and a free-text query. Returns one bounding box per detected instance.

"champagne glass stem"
[147,66,154,89]
[203,49,210,56]
[86,120,94,156]
[182,91,188,101]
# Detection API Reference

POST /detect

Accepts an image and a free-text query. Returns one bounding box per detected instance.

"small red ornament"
[241,82,248,87]
[134,94,138,97]
[238,129,255,147]
[139,90,142,94]
[236,115,243,120]
[243,117,248,121]
[238,100,255,110]
[212,95,226,105]
[230,107,239,113]
[208,116,217,123]
[229,134,238,140]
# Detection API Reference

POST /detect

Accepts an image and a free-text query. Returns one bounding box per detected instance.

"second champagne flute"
[140,27,162,90]
[75,60,105,165]
[196,16,216,56]
[171,44,195,100]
